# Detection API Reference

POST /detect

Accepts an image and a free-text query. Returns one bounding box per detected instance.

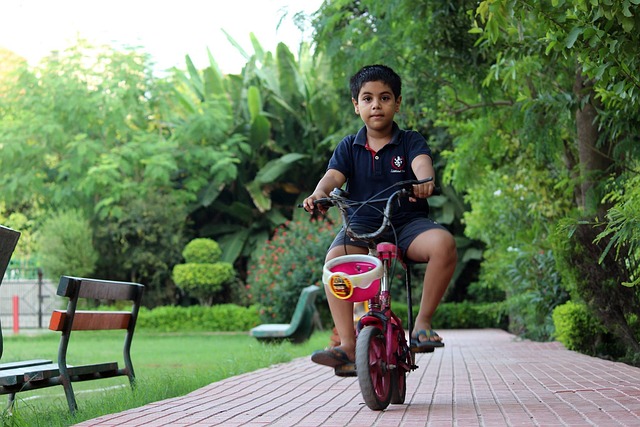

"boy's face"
[352,81,401,133]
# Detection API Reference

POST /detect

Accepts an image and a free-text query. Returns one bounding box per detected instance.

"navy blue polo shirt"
[327,122,432,225]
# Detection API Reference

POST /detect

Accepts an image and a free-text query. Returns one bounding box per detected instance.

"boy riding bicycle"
[302,64,457,371]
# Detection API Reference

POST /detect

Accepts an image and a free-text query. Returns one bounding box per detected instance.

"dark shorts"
[328,217,447,254]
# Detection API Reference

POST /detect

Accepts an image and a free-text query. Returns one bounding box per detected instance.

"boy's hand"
[410,180,435,202]
[303,192,329,214]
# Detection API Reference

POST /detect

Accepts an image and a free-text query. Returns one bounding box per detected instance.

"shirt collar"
[353,122,401,146]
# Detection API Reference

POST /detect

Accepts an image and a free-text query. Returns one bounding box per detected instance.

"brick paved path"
[76,329,640,426]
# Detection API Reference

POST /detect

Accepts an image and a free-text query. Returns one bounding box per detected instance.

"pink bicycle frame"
[356,242,413,372]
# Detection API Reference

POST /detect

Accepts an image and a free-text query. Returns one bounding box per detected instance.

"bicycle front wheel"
[356,326,391,410]
[391,330,410,404]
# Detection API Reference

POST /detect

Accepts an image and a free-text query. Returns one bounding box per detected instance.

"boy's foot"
[410,329,444,352]
[311,347,354,368]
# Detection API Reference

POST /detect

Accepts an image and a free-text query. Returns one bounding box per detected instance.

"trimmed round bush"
[173,263,235,294]
[552,300,605,354]
[172,237,237,305]
[182,238,222,263]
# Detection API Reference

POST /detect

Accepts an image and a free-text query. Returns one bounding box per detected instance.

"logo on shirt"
[391,155,405,172]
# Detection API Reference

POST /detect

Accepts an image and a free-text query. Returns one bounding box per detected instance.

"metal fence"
[1,269,60,331]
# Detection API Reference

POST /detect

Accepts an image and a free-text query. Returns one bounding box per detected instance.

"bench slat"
[49,310,132,331]
[57,276,144,301]
[0,371,27,386]
[0,359,52,371]
[0,360,53,386]
[25,362,119,381]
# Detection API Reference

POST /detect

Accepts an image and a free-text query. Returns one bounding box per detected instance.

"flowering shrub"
[247,209,339,324]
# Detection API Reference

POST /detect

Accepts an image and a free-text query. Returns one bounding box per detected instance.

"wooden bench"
[0,225,144,413]
[250,284,320,344]
[0,226,55,393]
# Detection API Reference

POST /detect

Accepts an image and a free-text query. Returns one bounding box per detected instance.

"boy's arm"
[302,169,347,213]
[411,154,436,199]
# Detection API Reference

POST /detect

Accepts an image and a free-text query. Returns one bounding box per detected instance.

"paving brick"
[74,329,640,426]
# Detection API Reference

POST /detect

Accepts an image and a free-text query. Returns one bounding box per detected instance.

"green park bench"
[0,225,144,414]
[250,284,321,344]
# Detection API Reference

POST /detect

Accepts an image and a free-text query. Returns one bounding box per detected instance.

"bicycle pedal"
[334,363,357,377]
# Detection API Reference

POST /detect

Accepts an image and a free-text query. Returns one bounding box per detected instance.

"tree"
[0,41,192,302]
[310,0,640,347]
[167,38,344,268]
[37,210,98,279]
[172,238,236,306]
[473,0,640,352]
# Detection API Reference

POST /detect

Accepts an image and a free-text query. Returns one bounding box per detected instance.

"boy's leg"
[405,228,457,344]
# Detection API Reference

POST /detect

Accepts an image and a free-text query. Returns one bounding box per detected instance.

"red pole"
[12,295,19,334]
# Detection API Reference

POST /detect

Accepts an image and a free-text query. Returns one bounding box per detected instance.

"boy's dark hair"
[350,64,402,100]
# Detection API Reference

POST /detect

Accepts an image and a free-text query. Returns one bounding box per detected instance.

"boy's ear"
[352,98,359,114]
[395,95,402,112]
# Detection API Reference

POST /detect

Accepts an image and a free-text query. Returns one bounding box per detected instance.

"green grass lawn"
[0,329,331,427]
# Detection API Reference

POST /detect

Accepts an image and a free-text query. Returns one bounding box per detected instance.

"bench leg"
[6,393,15,412]
[61,376,78,414]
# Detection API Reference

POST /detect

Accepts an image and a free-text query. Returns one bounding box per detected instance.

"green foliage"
[247,208,339,324]
[0,208,37,265]
[172,238,237,306]
[136,304,260,332]
[36,210,98,279]
[2,1,639,371]
[460,164,571,340]
[173,41,343,269]
[596,173,640,287]
[0,41,182,216]
[1,34,343,310]
[433,301,507,330]
[173,263,235,294]
[181,238,222,263]
[552,216,640,354]
[503,249,569,341]
[93,193,187,306]
[0,41,194,304]
[392,301,506,330]
[552,300,623,357]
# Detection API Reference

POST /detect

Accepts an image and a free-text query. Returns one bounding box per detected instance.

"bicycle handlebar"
[301,178,439,244]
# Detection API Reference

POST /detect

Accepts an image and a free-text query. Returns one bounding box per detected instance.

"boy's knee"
[431,233,457,266]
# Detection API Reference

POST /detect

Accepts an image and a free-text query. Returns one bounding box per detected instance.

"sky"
[0,0,323,74]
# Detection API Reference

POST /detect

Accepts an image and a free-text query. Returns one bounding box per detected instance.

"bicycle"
[308,177,436,410]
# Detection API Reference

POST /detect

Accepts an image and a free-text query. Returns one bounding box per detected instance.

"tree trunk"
[572,68,613,215]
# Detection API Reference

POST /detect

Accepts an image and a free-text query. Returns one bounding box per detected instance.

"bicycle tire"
[356,326,392,410]
[391,330,408,404]
[390,368,407,404]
